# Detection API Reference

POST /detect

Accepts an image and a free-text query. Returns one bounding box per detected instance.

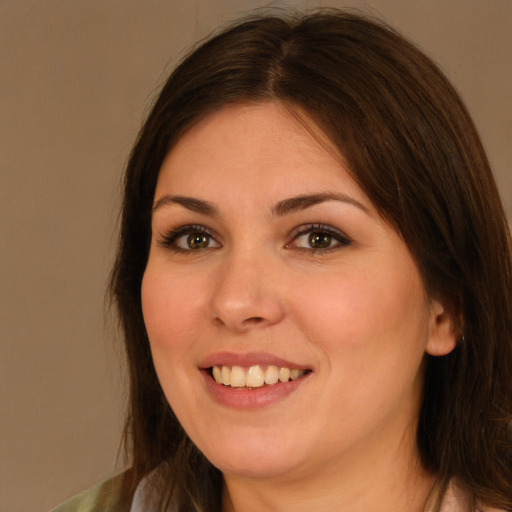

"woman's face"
[142,102,456,482]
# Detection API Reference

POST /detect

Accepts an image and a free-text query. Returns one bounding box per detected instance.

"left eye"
[159,226,221,251]
[291,226,350,251]
[177,232,212,250]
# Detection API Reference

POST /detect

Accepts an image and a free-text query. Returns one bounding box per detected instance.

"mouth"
[209,364,311,389]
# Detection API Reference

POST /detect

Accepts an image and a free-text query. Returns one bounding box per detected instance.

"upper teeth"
[212,365,306,388]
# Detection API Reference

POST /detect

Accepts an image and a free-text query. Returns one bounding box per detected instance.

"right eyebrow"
[272,192,370,217]
[152,195,219,216]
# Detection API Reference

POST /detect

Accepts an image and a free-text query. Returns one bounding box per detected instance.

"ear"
[425,300,459,356]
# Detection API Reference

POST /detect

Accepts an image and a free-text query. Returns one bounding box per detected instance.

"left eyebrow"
[272,193,370,217]
[152,195,219,216]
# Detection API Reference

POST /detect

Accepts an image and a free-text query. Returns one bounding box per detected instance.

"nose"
[208,248,285,332]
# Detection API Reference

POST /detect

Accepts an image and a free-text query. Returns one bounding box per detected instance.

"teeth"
[211,364,306,388]
[279,367,290,382]
[221,365,231,386]
[264,365,279,385]
[212,365,222,383]
[230,366,246,387]
[246,365,264,387]
[290,369,301,380]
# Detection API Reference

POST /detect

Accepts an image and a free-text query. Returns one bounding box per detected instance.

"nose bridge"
[209,241,284,331]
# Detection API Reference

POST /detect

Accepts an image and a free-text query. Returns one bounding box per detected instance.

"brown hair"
[111,10,512,511]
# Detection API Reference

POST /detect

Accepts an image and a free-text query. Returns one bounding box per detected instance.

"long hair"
[110,10,512,511]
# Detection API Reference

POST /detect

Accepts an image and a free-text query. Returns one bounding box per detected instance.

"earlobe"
[425,301,459,357]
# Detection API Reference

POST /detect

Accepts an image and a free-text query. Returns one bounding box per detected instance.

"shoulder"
[50,472,129,512]
[438,481,510,512]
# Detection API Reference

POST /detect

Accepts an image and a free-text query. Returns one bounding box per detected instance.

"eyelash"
[157,225,219,253]
[157,223,351,254]
[288,223,351,253]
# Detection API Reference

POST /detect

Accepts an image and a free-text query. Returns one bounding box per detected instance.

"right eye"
[158,225,221,252]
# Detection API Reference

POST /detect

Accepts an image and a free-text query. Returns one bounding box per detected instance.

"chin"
[196,430,307,479]
[212,453,302,480]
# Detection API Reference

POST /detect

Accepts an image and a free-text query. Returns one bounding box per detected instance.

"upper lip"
[199,351,311,370]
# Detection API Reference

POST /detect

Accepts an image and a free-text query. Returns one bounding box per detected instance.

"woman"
[54,9,512,512]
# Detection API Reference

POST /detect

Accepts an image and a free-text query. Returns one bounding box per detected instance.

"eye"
[304,231,333,249]
[178,232,211,250]
[158,225,221,252]
[289,224,351,252]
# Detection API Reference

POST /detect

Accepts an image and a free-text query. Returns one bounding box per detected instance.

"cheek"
[294,262,429,361]
[295,265,429,423]
[141,268,207,414]
[141,267,205,359]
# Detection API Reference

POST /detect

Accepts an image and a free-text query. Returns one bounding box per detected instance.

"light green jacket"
[51,473,128,512]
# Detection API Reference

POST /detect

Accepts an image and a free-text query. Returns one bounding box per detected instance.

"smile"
[211,365,308,388]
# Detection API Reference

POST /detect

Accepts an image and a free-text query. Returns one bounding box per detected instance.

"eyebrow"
[272,192,370,216]
[152,195,219,215]
[152,192,370,217]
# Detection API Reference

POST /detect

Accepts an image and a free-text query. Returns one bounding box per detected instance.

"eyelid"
[156,222,350,253]
[287,223,352,251]
[156,224,221,250]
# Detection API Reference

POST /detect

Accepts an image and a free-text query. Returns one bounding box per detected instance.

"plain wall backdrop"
[1,1,510,511]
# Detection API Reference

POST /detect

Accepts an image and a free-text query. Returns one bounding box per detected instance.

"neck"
[221,427,435,512]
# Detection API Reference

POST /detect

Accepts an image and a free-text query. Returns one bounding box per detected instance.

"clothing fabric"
[51,472,508,512]
[51,472,128,512]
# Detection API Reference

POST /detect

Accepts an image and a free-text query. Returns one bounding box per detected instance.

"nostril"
[245,317,264,324]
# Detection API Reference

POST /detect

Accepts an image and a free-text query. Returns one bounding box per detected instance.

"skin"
[141,102,457,512]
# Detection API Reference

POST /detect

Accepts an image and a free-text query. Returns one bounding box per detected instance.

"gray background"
[1,1,511,511]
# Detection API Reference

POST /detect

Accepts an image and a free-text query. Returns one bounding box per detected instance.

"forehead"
[155,102,369,209]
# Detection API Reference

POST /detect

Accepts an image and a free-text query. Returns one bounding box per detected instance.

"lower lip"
[201,370,311,409]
